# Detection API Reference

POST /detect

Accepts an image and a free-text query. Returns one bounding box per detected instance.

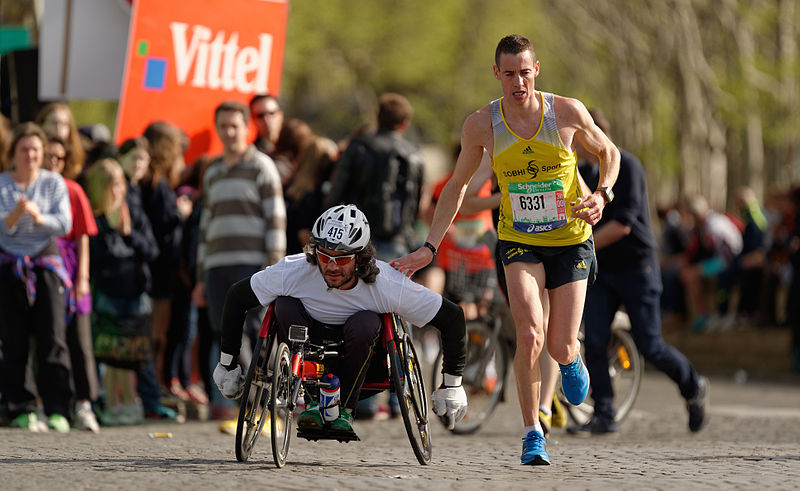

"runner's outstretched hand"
[389,246,434,277]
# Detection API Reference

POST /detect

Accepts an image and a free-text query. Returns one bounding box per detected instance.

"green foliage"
[282,0,560,143]
[69,100,118,135]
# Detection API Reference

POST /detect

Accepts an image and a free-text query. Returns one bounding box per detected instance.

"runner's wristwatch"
[423,241,438,257]
[597,186,614,204]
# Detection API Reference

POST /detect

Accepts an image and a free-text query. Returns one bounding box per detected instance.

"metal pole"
[59,0,72,96]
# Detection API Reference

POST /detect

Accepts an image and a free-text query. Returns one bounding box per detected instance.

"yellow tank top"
[491,93,591,246]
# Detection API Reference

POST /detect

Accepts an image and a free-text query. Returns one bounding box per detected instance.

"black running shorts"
[498,237,597,289]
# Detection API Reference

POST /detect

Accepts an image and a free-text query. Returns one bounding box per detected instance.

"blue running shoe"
[559,353,590,406]
[521,430,550,465]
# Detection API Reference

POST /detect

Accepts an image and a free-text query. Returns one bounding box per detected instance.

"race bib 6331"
[509,179,567,234]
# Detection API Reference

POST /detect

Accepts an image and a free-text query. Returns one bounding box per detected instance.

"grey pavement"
[1,371,800,490]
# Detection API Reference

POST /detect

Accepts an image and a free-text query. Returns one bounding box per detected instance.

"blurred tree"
[282,0,563,146]
[538,0,799,208]
[284,0,800,207]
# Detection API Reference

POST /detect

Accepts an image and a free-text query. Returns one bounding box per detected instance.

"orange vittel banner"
[115,0,288,162]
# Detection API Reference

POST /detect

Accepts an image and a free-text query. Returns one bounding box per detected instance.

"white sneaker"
[75,401,100,433]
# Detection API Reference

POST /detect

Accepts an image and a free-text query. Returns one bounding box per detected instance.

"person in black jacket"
[87,159,159,424]
[88,160,159,301]
[325,93,425,262]
[572,109,708,435]
[88,158,178,422]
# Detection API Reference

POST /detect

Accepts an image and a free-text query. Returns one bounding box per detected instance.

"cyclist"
[391,34,620,465]
[213,204,468,437]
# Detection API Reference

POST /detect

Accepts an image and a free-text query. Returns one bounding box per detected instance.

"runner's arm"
[459,149,500,216]
[390,110,490,275]
[567,99,620,225]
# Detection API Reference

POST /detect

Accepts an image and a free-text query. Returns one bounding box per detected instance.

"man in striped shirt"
[192,101,286,404]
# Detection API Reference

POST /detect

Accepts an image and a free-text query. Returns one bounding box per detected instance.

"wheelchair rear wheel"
[270,343,293,468]
[564,327,643,425]
[389,318,432,465]
[235,329,275,462]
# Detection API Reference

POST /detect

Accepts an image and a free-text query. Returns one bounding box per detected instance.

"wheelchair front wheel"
[270,343,293,468]
[389,324,432,465]
[235,330,274,462]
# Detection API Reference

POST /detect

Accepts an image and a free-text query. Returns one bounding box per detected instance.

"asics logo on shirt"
[527,223,554,233]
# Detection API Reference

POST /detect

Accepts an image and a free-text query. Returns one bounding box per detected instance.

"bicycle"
[235,302,431,468]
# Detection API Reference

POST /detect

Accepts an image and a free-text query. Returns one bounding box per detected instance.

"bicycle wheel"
[389,317,432,465]
[270,343,293,468]
[605,328,642,423]
[431,319,507,434]
[235,329,275,462]
[564,328,643,425]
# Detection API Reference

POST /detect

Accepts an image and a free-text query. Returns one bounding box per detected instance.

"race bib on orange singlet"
[509,179,567,234]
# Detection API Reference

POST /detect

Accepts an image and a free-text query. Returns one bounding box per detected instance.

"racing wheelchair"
[234,302,431,467]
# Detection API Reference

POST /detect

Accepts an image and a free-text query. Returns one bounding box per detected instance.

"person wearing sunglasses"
[213,204,467,437]
[249,93,284,157]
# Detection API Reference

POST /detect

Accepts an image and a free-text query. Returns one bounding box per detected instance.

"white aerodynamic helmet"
[311,204,371,253]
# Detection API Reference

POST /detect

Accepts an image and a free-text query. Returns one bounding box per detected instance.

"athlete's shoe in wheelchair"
[234,302,431,467]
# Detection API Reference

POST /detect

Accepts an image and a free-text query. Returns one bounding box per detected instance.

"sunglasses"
[255,110,280,118]
[316,249,355,266]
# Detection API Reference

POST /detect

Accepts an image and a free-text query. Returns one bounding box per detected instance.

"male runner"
[391,34,620,465]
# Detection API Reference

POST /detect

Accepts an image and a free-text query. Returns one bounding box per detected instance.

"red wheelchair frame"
[234,302,431,468]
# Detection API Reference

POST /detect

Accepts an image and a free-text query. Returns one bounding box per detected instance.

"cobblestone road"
[2,372,800,490]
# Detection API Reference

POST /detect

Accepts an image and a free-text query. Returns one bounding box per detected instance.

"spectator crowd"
[0,91,798,434]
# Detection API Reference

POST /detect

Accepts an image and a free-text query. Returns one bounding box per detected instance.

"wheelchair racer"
[213,204,468,436]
